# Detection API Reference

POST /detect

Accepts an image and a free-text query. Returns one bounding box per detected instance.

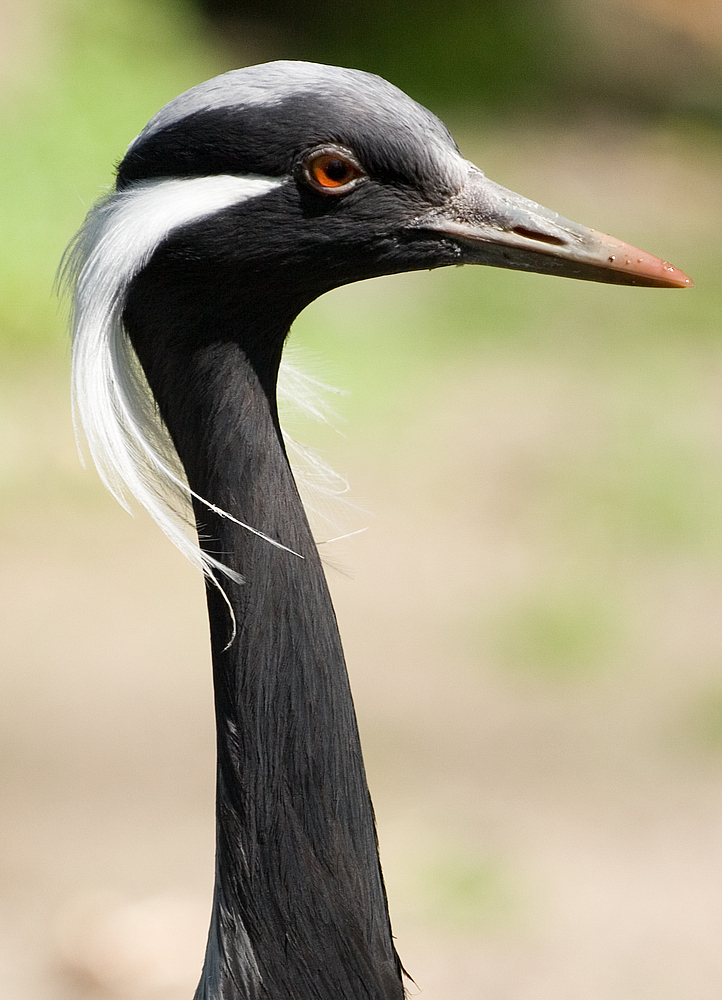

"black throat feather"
[123,253,405,1000]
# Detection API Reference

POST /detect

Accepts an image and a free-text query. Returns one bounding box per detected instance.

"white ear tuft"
[60,174,290,584]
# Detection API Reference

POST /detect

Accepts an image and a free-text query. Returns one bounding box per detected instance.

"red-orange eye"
[304,150,363,192]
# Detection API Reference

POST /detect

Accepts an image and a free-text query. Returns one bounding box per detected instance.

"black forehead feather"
[116,61,464,197]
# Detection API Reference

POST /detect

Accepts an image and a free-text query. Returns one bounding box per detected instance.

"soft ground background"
[2,1,722,997]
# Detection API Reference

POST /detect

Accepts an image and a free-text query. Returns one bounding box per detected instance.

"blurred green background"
[1,1,722,998]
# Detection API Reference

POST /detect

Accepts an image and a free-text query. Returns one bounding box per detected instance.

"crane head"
[114,60,691,301]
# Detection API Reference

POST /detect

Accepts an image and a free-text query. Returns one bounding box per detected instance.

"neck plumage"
[124,286,404,999]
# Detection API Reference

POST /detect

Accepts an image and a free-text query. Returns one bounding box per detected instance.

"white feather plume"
[59,173,322,586]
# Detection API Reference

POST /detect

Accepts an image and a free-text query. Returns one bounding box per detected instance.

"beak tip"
[655,260,694,289]
[657,269,694,290]
[593,232,693,289]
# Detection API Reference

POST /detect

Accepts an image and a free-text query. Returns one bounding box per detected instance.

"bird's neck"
[124,299,404,1000]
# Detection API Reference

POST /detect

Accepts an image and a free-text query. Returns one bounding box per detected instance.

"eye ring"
[302,147,365,194]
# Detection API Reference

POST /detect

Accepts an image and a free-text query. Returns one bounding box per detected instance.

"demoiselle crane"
[62,61,691,1000]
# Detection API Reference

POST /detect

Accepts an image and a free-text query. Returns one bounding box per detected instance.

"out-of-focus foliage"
[200,0,722,121]
[0,0,223,353]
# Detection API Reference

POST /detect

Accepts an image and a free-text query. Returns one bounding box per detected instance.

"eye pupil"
[324,158,349,182]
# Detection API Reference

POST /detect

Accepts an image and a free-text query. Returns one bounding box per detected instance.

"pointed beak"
[417,167,692,289]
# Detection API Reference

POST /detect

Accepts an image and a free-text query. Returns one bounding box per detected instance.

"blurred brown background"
[1,1,721,997]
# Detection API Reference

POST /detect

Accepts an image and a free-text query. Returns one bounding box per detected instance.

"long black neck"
[124,269,404,1000]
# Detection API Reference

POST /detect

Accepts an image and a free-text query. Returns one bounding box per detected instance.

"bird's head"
[111,60,690,319]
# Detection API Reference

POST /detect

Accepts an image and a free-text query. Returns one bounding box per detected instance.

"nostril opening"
[512,226,566,247]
